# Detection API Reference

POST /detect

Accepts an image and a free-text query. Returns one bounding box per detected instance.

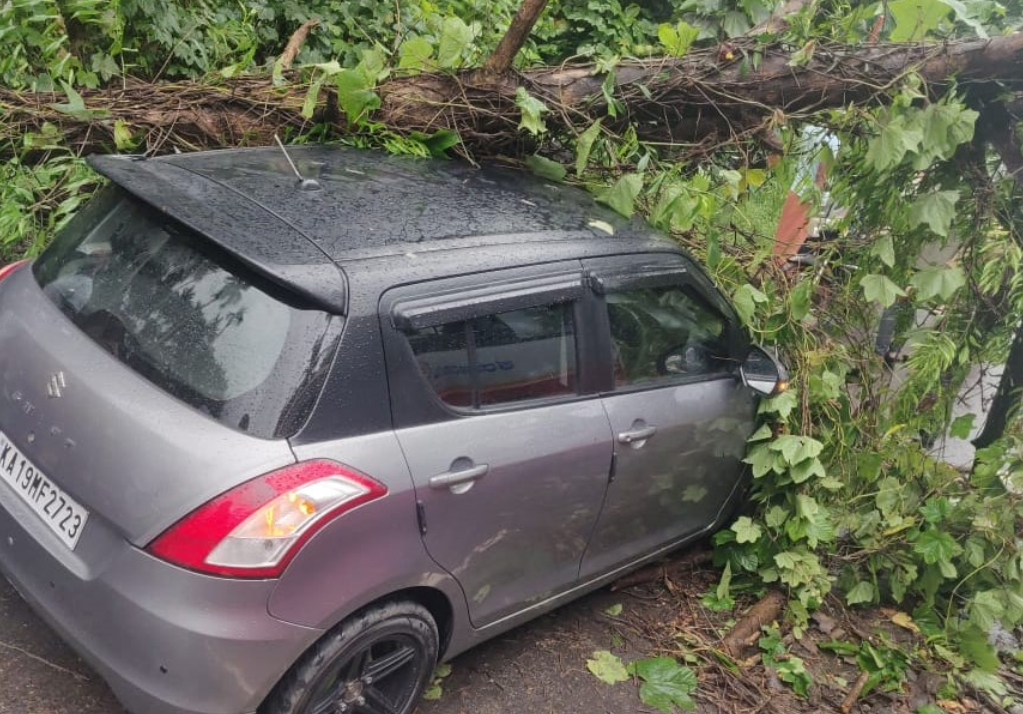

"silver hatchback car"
[0,146,786,714]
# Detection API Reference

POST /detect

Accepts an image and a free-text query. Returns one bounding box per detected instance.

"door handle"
[429,463,489,490]
[617,425,658,444]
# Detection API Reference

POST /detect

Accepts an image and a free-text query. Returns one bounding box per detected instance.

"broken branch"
[721,590,786,658]
[279,19,320,70]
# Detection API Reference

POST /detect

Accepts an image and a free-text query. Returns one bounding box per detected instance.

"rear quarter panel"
[268,431,469,637]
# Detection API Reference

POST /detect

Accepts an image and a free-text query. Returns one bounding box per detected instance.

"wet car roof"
[87,146,667,314]
[158,146,637,254]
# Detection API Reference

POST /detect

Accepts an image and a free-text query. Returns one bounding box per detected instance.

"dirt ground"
[2,549,1020,714]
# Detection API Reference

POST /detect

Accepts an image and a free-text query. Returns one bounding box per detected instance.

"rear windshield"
[33,187,341,439]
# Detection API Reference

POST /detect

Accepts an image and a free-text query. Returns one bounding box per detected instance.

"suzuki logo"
[46,371,67,399]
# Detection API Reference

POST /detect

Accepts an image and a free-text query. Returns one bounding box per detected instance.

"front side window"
[607,284,729,388]
[406,302,577,408]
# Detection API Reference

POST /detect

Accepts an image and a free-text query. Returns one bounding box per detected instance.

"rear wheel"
[264,601,438,714]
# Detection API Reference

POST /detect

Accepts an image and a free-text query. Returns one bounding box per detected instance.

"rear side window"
[607,284,730,387]
[406,303,577,408]
[32,187,340,438]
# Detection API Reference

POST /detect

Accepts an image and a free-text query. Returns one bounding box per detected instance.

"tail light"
[0,259,28,285]
[147,460,387,578]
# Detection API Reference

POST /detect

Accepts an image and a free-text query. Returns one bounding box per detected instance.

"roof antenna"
[274,134,321,191]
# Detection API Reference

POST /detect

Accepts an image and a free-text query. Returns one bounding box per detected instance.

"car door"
[579,253,757,580]
[381,262,613,628]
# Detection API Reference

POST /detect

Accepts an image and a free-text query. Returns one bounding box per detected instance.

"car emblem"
[46,371,67,399]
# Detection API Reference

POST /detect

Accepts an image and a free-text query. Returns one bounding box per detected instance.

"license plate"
[0,430,89,550]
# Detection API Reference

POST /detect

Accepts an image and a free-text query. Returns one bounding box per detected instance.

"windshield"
[33,187,342,438]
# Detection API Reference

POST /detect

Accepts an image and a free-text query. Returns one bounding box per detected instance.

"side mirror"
[740,346,789,397]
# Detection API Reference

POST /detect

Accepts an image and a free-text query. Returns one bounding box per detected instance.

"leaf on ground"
[605,603,623,617]
[627,657,698,713]
[586,650,629,685]
[525,155,567,182]
[890,611,920,633]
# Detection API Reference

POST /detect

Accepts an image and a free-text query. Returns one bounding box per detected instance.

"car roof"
[88,146,677,313]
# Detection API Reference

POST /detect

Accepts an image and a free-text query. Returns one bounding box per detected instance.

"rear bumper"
[0,486,323,714]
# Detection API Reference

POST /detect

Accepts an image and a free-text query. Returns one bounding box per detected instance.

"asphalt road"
[0,571,681,714]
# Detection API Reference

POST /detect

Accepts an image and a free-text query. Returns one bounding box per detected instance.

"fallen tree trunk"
[2,34,1022,158]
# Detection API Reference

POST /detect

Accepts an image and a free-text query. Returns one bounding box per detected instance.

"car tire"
[263,600,439,714]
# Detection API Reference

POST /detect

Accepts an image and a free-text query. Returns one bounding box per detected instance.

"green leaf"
[657,21,700,57]
[112,119,135,151]
[865,115,924,171]
[398,36,435,70]
[301,79,322,120]
[769,435,824,465]
[421,129,461,157]
[949,413,976,439]
[51,80,106,120]
[937,0,988,38]
[789,456,826,483]
[957,625,1001,672]
[765,506,789,528]
[575,120,603,177]
[732,283,768,324]
[525,155,567,182]
[600,173,644,217]
[586,650,629,684]
[909,190,959,237]
[627,657,698,713]
[722,11,752,37]
[605,603,623,617]
[744,444,778,478]
[846,580,876,606]
[515,87,549,135]
[716,562,733,602]
[437,16,475,69]
[889,0,951,41]
[969,590,1005,631]
[788,280,813,321]
[913,529,961,565]
[910,265,966,301]
[335,68,381,124]
[422,684,443,700]
[760,390,798,419]
[871,235,896,268]
[748,423,773,442]
[860,274,906,308]
[732,516,763,544]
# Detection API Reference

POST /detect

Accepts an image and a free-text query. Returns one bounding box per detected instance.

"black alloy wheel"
[265,601,439,714]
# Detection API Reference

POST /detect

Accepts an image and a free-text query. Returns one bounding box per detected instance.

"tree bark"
[2,34,1022,158]
[479,0,550,76]
[971,98,1023,450]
